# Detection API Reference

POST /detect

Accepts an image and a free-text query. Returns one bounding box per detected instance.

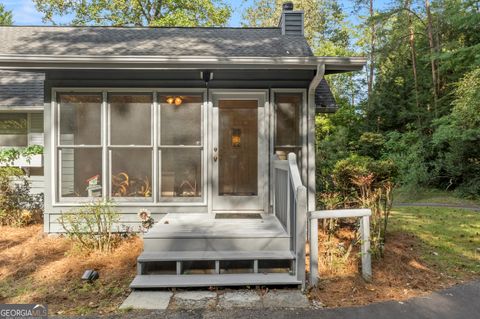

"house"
[0,3,365,288]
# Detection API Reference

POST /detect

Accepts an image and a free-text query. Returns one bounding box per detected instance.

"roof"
[0,26,313,57]
[0,70,44,108]
[315,79,338,113]
[0,26,346,109]
[0,26,365,71]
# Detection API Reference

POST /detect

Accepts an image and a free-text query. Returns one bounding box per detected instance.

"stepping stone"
[218,290,262,309]
[172,291,217,309]
[262,290,310,308]
[119,291,172,310]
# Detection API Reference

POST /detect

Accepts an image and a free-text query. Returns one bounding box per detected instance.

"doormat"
[215,213,262,219]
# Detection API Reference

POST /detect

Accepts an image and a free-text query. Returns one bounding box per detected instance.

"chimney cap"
[282,2,294,11]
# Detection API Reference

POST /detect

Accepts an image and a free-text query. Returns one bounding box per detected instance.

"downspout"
[306,63,325,287]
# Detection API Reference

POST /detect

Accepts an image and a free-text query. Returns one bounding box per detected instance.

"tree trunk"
[425,0,438,116]
[368,0,375,99]
[405,0,420,112]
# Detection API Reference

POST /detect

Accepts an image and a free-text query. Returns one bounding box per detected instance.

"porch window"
[109,94,153,200]
[274,93,303,159]
[58,94,103,198]
[159,95,202,199]
[0,113,28,147]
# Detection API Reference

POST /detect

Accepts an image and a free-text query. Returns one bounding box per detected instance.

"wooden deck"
[144,213,289,239]
[131,213,300,289]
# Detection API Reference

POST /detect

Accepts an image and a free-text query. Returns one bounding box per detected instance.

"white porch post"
[360,215,372,281]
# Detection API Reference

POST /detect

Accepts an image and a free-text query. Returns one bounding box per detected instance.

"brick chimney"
[278,2,304,36]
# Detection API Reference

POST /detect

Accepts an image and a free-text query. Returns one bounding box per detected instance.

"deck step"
[130,273,301,288]
[138,250,295,262]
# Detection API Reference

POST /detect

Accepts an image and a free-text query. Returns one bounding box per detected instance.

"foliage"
[0,3,13,25]
[0,168,44,226]
[332,155,397,257]
[33,0,232,26]
[0,145,44,166]
[58,201,121,252]
[431,68,480,198]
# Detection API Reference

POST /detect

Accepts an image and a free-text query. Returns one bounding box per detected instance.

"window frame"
[0,112,29,147]
[107,92,154,202]
[157,92,205,202]
[56,92,104,202]
[52,88,207,206]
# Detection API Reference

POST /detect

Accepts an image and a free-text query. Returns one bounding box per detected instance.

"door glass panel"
[218,100,258,196]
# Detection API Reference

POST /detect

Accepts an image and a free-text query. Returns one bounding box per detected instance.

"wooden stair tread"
[130,273,301,288]
[138,250,295,262]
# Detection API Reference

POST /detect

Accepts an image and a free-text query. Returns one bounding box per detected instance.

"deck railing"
[308,209,372,286]
[273,153,307,287]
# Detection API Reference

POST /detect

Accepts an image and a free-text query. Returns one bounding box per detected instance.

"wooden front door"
[211,92,267,211]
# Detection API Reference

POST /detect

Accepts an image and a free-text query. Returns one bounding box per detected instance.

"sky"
[1,0,388,27]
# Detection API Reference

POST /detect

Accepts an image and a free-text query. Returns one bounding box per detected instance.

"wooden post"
[309,217,319,286]
[360,215,372,281]
[296,185,308,290]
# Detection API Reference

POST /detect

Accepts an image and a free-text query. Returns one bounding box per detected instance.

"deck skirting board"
[130,273,301,288]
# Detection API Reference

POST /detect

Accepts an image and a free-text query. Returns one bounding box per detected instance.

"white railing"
[308,209,372,286]
[273,153,308,287]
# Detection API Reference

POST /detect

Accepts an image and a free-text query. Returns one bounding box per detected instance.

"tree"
[242,0,352,52]
[0,3,13,25]
[33,0,232,27]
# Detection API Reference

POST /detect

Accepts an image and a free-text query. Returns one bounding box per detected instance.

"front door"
[211,92,267,211]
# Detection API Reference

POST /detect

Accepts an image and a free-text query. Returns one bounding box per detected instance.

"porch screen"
[58,94,103,198]
[274,93,302,159]
[109,94,153,199]
[159,95,202,200]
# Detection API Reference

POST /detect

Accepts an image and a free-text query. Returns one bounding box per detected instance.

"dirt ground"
[307,226,469,307]
[0,223,475,315]
[0,225,142,315]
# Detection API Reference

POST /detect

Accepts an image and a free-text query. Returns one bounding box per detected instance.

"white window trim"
[51,88,208,207]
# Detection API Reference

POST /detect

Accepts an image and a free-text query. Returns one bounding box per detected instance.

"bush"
[59,201,121,252]
[332,155,397,257]
[0,167,44,226]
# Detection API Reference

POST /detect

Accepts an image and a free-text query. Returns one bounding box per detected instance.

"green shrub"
[59,201,121,252]
[0,167,44,226]
[332,155,397,258]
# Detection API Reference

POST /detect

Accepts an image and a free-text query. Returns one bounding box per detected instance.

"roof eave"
[0,55,366,71]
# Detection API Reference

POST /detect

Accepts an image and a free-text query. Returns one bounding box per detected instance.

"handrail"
[272,153,307,289]
[308,208,372,286]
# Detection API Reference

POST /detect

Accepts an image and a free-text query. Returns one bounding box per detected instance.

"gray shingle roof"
[0,26,335,109]
[0,71,44,107]
[0,26,313,57]
[315,79,338,113]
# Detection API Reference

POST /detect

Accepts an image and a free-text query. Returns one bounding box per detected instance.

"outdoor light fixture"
[166,96,183,106]
[81,269,99,282]
[174,97,183,106]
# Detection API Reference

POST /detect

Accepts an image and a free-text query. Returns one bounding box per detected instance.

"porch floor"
[144,213,289,239]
